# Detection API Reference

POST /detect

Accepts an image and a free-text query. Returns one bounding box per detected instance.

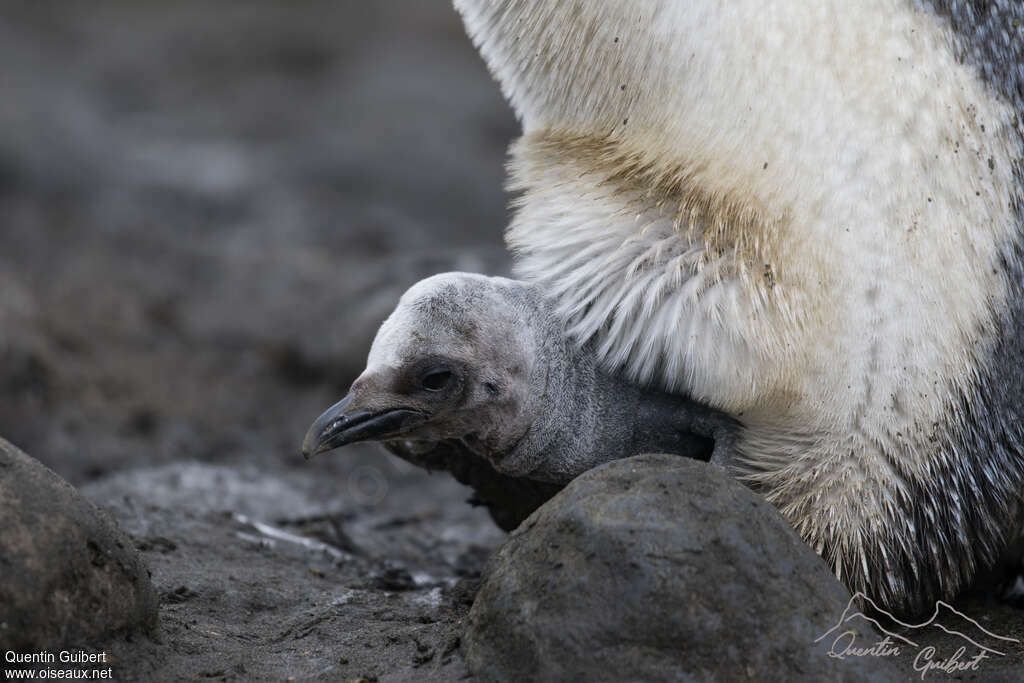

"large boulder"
[464,454,899,681]
[0,438,159,650]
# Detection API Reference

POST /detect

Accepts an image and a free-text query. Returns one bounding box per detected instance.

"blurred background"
[0,0,516,486]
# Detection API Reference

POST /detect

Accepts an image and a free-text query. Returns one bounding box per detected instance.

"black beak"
[301,393,428,459]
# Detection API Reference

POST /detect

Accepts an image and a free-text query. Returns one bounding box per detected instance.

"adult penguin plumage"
[451,0,1024,615]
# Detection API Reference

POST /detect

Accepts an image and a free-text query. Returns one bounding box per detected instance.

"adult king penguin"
[449,0,1024,615]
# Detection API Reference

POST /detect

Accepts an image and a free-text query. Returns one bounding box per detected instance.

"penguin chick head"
[302,272,544,464]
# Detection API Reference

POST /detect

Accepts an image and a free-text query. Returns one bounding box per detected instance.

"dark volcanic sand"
[1,2,1022,680]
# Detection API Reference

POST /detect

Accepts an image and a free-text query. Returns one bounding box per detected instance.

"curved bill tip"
[302,394,354,459]
[301,393,428,459]
[300,431,321,460]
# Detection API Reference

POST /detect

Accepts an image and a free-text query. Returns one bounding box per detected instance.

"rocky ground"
[0,1,511,679]
[1,2,1022,681]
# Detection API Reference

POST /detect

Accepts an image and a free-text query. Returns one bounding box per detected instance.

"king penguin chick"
[442,0,1024,615]
[303,272,735,529]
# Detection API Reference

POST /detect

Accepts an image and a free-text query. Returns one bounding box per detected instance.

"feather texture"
[456,0,1024,613]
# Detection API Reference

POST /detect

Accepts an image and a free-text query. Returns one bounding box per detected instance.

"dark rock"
[160,586,199,604]
[464,454,899,682]
[0,438,159,650]
[370,564,417,592]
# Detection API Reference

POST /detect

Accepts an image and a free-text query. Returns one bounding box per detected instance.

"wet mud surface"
[81,461,501,681]
[1,1,1023,680]
[0,1,511,679]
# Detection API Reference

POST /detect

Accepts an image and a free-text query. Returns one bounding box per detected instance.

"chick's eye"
[420,370,452,392]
